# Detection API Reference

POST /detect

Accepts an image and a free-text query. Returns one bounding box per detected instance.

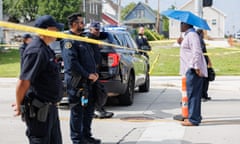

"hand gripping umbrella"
[162,9,211,30]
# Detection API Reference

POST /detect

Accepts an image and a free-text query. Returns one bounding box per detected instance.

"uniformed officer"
[13,15,63,144]
[61,13,101,144]
[135,26,151,58]
[19,33,32,69]
[86,21,114,119]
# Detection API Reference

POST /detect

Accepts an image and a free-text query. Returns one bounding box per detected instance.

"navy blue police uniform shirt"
[85,32,102,71]
[61,31,96,80]
[20,36,63,103]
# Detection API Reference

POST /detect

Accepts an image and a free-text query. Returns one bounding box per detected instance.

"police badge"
[64,42,72,49]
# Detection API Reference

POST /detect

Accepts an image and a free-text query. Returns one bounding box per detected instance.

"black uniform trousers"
[25,105,62,144]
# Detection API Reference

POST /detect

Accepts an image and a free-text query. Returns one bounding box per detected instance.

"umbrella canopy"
[162,9,211,30]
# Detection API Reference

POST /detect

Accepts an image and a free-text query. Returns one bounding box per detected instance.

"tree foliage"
[3,0,82,25]
[121,2,136,20]
[37,0,82,28]
[3,0,39,22]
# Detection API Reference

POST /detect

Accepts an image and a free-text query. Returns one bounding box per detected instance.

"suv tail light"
[108,53,120,67]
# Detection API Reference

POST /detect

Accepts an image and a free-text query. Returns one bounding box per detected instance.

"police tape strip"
[1,21,239,56]
[0,21,150,53]
[149,53,161,74]
[0,21,116,47]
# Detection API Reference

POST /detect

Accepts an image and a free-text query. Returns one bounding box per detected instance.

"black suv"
[50,27,150,106]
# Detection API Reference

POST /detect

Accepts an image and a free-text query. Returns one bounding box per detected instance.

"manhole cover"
[120,116,154,122]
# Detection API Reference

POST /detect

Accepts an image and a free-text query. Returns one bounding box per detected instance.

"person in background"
[19,33,32,69]
[61,13,101,144]
[86,21,114,119]
[196,29,212,102]
[135,26,151,58]
[13,15,63,143]
[179,22,208,126]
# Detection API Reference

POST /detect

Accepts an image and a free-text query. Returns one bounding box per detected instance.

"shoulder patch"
[64,42,72,49]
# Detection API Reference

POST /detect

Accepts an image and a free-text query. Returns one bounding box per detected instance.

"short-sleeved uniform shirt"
[19,43,27,69]
[21,37,63,103]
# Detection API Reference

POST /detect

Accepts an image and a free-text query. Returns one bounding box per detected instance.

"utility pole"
[83,0,86,23]
[117,0,121,26]
[0,0,3,43]
[155,0,160,33]
[195,0,203,17]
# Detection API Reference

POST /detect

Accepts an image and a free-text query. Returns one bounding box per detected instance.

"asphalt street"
[0,76,240,144]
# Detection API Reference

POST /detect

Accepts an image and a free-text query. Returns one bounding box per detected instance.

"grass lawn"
[0,41,240,77]
[0,49,20,77]
[148,41,240,76]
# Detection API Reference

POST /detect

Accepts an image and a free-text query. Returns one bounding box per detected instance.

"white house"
[168,0,226,39]
[102,0,118,25]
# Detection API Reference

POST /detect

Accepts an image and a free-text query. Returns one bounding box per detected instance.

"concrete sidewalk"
[136,76,240,144]
[1,76,240,144]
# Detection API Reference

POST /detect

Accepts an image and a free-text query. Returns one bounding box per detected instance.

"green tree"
[3,0,39,22]
[162,16,169,32]
[37,0,82,28]
[121,2,136,20]
[3,0,82,26]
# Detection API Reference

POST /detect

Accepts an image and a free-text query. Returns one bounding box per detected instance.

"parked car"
[50,26,150,106]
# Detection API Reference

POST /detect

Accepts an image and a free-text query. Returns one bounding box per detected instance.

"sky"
[121,0,240,35]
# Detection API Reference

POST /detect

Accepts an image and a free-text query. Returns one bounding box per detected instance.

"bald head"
[138,27,145,35]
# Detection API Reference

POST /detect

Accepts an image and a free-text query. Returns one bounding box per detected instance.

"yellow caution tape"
[0,21,151,53]
[1,21,239,57]
[0,21,118,48]
[149,53,161,74]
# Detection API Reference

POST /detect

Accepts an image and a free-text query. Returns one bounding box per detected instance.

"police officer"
[135,26,151,58]
[61,13,101,144]
[86,21,114,119]
[13,15,63,143]
[19,33,32,69]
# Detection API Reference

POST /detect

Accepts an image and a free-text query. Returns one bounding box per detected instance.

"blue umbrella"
[162,9,211,30]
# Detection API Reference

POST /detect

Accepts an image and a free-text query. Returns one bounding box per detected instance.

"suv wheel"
[139,73,150,92]
[119,73,134,106]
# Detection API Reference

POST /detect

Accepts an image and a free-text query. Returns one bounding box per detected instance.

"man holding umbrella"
[179,22,208,126]
[162,10,209,126]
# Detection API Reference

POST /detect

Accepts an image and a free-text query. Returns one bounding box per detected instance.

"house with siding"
[123,2,159,30]
[168,0,226,39]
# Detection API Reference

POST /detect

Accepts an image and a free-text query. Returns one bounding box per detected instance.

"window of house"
[135,9,145,18]
[212,19,217,25]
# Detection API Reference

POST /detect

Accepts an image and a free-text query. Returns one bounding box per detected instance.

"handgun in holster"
[31,99,49,122]
[20,96,33,121]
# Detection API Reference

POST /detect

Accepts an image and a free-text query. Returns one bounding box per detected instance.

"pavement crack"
[143,88,167,114]
[116,127,137,144]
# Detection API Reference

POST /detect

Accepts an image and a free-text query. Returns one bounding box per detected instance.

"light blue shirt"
[180,28,208,77]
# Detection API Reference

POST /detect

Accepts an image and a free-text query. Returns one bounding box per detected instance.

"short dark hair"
[67,13,83,26]
[181,22,193,28]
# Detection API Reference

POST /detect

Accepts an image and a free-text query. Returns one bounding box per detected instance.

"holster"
[31,98,50,122]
